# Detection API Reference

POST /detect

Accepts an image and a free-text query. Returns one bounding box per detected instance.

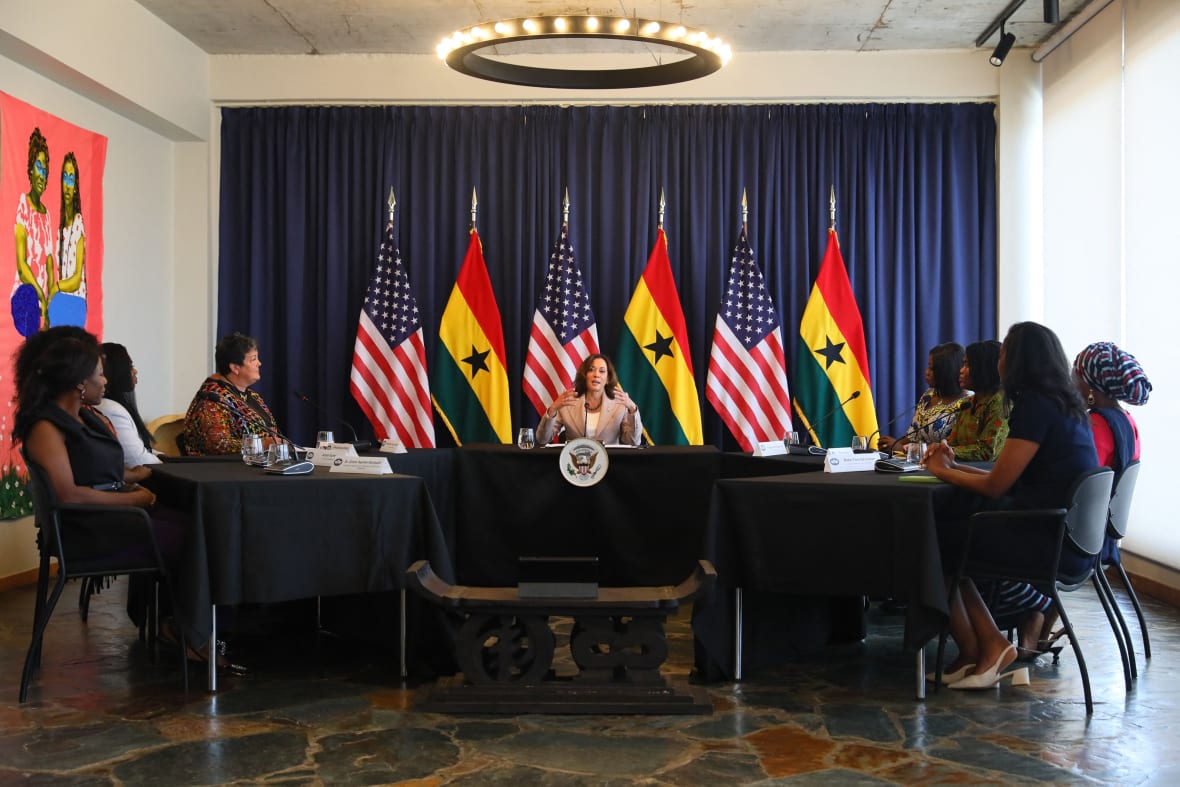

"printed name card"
[304,447,354,467]
[322,442,359,455]
[329,456,393,475]
[824,447,879,474]
[379,439,407,454]
[752,440,787,457]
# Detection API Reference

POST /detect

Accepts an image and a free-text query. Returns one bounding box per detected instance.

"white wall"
[1041,0,1180,574]
[210,50,1001,104]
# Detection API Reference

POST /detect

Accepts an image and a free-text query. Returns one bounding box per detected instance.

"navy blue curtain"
[218,104,995,448]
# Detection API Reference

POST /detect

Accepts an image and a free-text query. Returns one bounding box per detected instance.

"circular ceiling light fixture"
[436,15,732,90]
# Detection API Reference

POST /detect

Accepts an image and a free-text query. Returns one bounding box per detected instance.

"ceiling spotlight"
[1044,0,1060,24]
[990,26,1016,66]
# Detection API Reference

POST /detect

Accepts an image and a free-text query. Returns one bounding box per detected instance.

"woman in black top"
[13,333,156,508]
[924,322,1098,689]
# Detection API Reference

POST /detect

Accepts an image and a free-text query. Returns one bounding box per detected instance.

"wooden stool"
[406,559,716,714]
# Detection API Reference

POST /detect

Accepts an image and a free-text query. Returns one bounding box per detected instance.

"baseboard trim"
[1109,566,1180,609]
[0,565,54,593]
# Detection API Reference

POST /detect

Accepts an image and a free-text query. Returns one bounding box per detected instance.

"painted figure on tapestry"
[12,127,53,336]
[51,151,87,325]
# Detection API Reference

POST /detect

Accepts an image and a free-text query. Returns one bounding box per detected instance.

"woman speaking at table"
[182,332,280,455]
[537,354,643,445]
[879,342,970,454]
[923,321,1098,690]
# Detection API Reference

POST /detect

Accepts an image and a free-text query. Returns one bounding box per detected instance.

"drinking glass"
[906,442,926,464]
[517,427,536,450]
[784,432,801,446]
[240,433,264,465]
[851,435,870,452]
[268,442,291,465]
[316,430,335,448]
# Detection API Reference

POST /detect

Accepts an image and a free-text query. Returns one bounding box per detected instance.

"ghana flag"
[616,228,703,445]
[432,229,512,444]
[792,228,879,447]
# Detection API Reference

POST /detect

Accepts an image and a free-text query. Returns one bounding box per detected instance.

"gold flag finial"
[829,185,836,231]
[563,187,570,225]
[741,189,748,231]
[387,188,396,223]
[470,187,478,229]
[658,188,666,229]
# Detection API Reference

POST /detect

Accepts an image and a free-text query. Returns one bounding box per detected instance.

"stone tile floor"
[1,578,1177,785]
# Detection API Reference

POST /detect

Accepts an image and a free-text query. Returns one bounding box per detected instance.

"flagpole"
[470,187,478,231]
[829,185,836,231]
[388,187,396,225]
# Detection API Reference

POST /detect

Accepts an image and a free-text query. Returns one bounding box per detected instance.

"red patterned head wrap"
[1073,342,1151,406]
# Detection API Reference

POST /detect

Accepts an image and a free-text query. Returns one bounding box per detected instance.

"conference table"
[150,445,957,697]
[148,460,454,690]
[693,469,958,696]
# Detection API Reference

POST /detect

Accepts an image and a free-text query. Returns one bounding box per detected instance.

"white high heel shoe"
[926,663,976,685]
[949,645,1030,690]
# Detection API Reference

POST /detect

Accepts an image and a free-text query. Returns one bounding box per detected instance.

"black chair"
[19,453,188,702]
[1100,460,1150,662]
[936,467,1118,715]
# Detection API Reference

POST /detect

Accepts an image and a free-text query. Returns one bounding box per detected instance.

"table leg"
[734,587,743,681]
[915,647,925,700]
[208,605,217,693]
[400,589,407,679]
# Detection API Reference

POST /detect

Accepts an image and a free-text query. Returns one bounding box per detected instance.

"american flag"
[522,222,599,416]
[705,229,792,451]
[349,217,435,447]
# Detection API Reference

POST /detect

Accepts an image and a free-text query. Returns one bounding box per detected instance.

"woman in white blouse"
[94,342,161,467]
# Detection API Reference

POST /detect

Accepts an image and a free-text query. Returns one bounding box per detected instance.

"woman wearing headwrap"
[1035,341,1151,652]
[1073,341,1151,474]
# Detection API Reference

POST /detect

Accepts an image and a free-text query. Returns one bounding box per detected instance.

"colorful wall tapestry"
[0,92,106,518]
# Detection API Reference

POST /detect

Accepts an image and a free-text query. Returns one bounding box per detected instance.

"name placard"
[824,447,879,474]
[322,442,359,455]
[379,439,407,454]
[304,447,354,467]
[752,439,787,457]
[329,456,393,475]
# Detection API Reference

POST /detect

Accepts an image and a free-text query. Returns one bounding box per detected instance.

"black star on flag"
[462,345,491,378]
[645,332,675,364]
[814,336,846,369]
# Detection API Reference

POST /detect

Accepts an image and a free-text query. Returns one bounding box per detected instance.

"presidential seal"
[558,437,610,487]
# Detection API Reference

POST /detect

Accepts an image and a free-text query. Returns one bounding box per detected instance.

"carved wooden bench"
[406,559,716,714]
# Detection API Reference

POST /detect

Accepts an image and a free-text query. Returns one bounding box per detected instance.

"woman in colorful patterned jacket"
[182,332,279,455]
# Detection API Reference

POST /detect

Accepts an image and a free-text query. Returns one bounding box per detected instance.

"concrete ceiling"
[134,0,1089,56]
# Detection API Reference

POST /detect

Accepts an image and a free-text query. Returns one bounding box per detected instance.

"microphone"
[293,389,372,451]
[802,390,860,449]
[864,405,916,451]
[890,398,972,452]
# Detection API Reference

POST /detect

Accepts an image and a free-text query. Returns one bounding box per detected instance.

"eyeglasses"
[33,160,47,178]
[62,171,76,188]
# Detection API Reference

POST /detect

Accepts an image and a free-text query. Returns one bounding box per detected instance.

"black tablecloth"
[148,462,454,670]
[451,445,722,587]
[694,471,954,678]
[719,451,826,479]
